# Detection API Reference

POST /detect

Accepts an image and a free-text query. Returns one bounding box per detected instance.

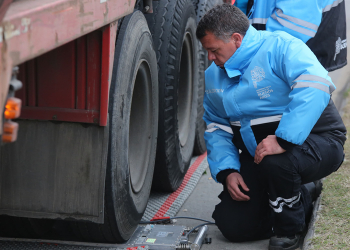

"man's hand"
[254,135,286,164]
[226,172,250,201]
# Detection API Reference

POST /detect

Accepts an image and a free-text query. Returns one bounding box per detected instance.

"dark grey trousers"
[212,134,344,242]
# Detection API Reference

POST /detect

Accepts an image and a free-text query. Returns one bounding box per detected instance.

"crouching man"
[197,4,346,250]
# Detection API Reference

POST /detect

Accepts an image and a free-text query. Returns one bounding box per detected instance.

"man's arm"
[254,35,333,162]
[273,36,333,147]
[203,99,240,182]
[203,91,251,201]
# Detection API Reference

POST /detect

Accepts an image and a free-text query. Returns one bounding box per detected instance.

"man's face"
[200,31,240,68]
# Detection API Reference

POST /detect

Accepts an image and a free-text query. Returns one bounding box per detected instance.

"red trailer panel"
[37,42,76,109]
[16,25,115,125]
[0,0,135,131]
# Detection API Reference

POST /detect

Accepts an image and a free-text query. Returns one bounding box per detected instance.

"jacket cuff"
[276,136,297,151]
[216,169,239,184]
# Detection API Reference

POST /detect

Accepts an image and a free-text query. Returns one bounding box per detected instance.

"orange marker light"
[2,121,19,143]
[4,97,21,119]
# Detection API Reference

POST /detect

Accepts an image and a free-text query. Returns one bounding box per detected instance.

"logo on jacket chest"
[256,86,273,99]
[251,66,265,88]
[250,66,273,99]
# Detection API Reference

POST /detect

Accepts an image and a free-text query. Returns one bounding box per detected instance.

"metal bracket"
[143,0,153,13]
[143,0,160,14]
[9,66,22,95]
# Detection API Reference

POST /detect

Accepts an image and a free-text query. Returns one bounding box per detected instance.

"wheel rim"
[178,32,194,147]
[129,61,153,194]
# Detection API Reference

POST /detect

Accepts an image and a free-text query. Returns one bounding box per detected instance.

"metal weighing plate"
[0,225,186,250]
[125,225,186,250]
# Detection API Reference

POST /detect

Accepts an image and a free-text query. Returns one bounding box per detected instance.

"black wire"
[140,216,214,224]
[172,216,214,224]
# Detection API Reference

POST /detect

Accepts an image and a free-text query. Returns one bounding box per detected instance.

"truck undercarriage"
[0,0,219,243]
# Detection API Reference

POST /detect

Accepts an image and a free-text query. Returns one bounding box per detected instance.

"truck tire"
[0,216,53,238]
[71,10,158,243]
[192,0,219,155]
[146,0,199,191]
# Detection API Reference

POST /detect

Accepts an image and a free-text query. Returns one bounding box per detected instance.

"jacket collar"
[223,26,262,78]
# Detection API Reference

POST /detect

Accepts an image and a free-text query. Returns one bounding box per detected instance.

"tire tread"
[193,0,220,155]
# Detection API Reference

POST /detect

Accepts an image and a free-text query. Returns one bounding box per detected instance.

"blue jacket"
[244,0,347,71]
[204,26,342,182]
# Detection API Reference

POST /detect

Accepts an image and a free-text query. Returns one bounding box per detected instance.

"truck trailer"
[0,0,218,243]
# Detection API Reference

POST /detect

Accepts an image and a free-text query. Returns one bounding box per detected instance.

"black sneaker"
[269,235,300,250]
[303,180,323,202]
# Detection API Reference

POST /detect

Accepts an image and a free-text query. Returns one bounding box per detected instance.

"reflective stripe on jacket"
[204,26,339,182]
[244,0,347,71]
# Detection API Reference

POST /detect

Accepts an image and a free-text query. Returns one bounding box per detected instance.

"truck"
[0,0,218,244]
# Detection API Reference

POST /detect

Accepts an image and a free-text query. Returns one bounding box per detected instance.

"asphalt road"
[175,2,350,249]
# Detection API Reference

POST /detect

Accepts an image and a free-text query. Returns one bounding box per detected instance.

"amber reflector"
[2,121,19,143]
[4,97,21,119]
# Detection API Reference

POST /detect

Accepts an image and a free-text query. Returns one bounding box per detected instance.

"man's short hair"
[196,4,250,41]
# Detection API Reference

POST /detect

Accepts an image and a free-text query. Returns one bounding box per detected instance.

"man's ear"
[231,33,243,48]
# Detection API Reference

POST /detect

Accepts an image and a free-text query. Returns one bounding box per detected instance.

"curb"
[302,193,322,249]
